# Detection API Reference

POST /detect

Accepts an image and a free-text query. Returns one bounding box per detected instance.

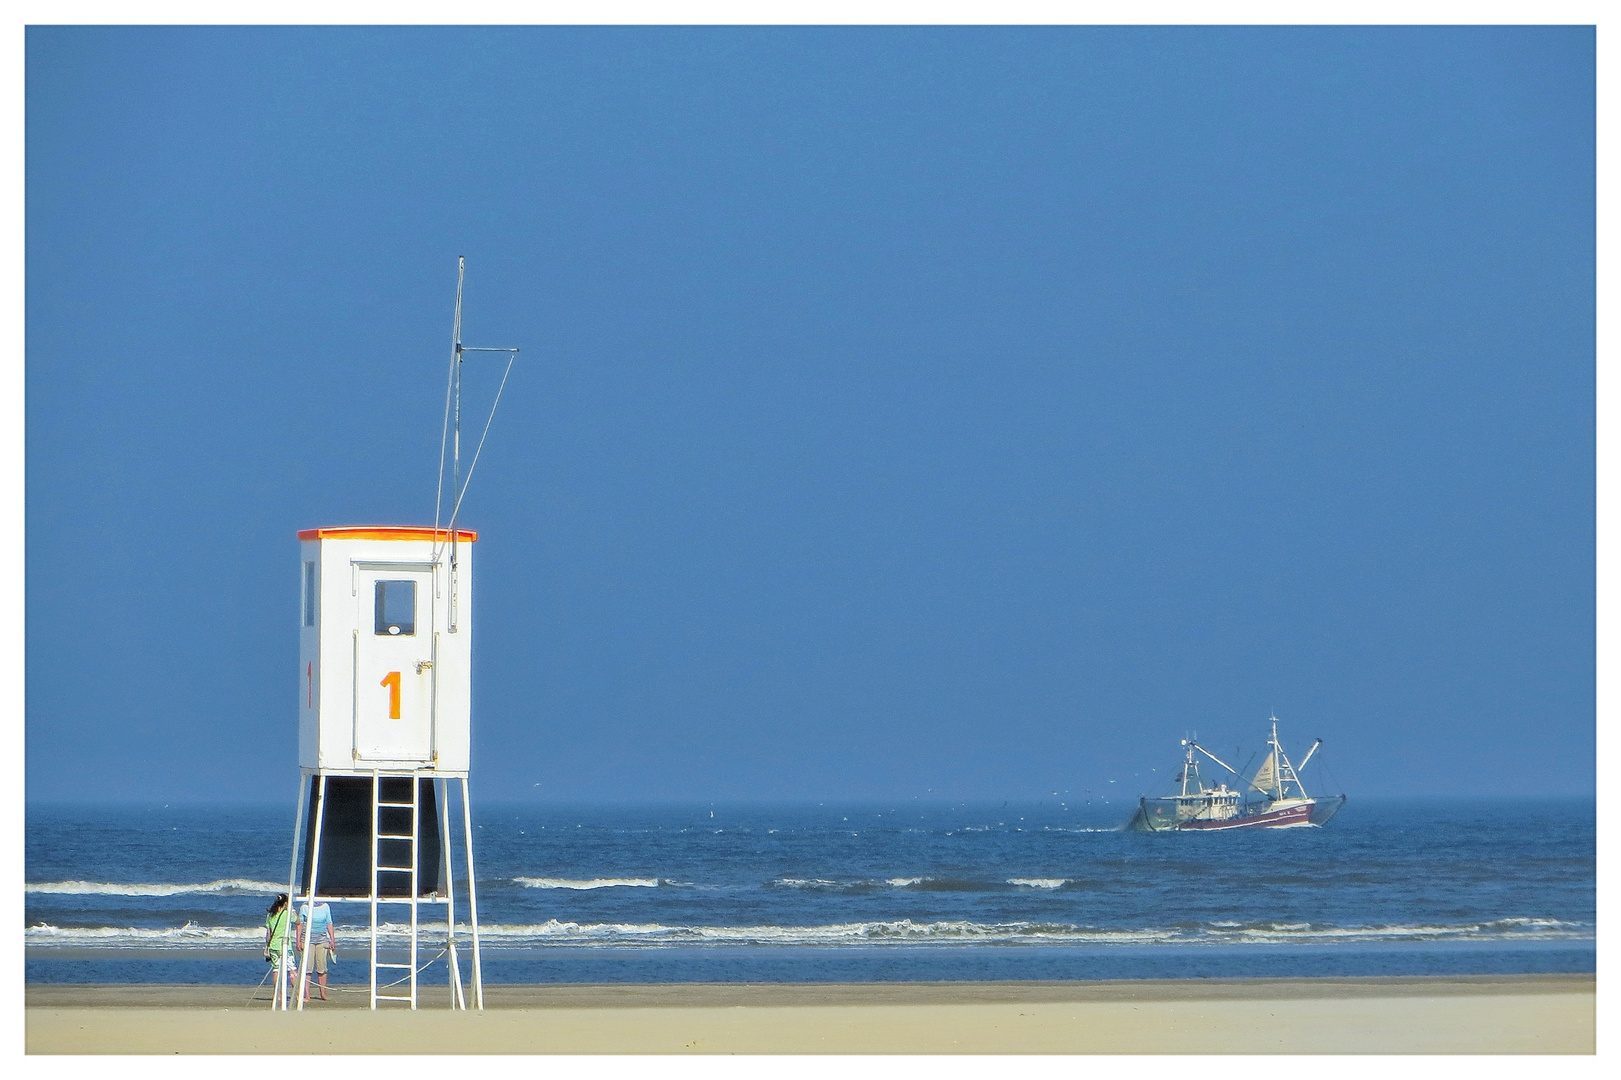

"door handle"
[415,660,434,674]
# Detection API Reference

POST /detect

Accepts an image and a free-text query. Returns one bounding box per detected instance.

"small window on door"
[302,562,318,627]
[374,580,416,636]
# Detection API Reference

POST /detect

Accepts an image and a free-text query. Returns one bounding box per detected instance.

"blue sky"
[26,27,1593,803]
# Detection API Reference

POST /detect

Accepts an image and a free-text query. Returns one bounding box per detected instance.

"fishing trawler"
[1127,716,1346,831]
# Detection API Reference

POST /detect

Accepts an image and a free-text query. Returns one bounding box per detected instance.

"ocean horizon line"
[23,793,1599,811]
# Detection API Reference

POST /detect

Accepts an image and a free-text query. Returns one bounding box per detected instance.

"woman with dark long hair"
[263,893,299,997]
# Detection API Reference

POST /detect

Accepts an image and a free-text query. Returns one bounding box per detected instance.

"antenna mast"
[432,256,520,632]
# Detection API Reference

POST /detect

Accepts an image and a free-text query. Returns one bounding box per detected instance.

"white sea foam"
[1204,918,1591,944]
[1496,917,1570,928]
[26,922,267,947]
[773,877,933,890]
[1008,878,1067,889]
[26,920,460,950]
[463,919,1181,947]
[513,877,660,890]
[490,918,1594,949]
[1040,826,1123,834]
[25,917,1593,951]
[24,879,284,897]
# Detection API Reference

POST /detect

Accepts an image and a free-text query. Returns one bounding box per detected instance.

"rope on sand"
[248,947,449,1002]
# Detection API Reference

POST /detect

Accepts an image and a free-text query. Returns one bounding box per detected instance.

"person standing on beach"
[264,894,298,997]
[299,898,338,1001]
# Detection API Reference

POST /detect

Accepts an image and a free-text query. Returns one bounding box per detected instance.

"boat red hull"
[1175,801,1315,831]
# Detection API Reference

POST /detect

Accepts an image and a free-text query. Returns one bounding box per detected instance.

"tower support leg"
[296,774,329,1011]
[460,777,484,1010]
[276,773,310,1011]
[438,777,466,1009]
[369,771,380,1010]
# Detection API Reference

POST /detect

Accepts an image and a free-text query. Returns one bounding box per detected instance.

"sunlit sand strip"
[25,976,1593,1054]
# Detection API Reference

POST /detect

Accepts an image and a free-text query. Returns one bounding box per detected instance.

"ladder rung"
[375,995,414,1002]
[372,897,419,903]
[376,801,416,808]
[375,962,414,969]
[375,866,415,873]
[377,833,415,840]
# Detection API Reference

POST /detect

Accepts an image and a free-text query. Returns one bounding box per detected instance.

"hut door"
[353,565,436,764]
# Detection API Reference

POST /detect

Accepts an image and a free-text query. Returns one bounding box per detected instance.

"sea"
[25,798,1594,988]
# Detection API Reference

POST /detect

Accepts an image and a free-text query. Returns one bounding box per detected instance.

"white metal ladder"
[369,771,420,1009]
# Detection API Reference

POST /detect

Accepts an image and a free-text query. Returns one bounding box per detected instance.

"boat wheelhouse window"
[374,580,416,636]
[302,561,317,627]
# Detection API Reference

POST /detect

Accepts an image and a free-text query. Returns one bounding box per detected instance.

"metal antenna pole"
[434,258,465,541]
[432,258,519,633]
[450,258,465,630]
[453,257,465,511]
[454,333,462,519]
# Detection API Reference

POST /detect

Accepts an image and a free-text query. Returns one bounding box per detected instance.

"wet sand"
[25,974,1595,1054]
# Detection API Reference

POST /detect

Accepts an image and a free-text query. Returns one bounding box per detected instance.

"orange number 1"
[380,671,401,719]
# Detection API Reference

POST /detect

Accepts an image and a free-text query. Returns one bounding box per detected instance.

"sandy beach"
[25,974,1594,1054]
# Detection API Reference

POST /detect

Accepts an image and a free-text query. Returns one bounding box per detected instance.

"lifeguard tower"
[276,259,517,1011]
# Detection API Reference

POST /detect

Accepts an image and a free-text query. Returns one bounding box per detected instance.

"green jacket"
[265,908,295,953]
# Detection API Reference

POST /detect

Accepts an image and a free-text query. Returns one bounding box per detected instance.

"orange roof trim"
[297,526,478,542]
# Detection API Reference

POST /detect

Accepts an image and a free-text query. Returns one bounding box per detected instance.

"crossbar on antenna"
[430,257,521,567]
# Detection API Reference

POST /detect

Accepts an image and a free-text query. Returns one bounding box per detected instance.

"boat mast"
[1191,742,1241,779]
[1269,714,1310,800]
[1269,716,1283,800]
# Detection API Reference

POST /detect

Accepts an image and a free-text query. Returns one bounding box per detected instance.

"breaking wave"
[513,877,660,890]
[25,879,284,897]
[26,922,268,946]
[772,876,1081,893]
[26,917,1592,951]
[472,919,1174,947]
[770,877,988,892]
